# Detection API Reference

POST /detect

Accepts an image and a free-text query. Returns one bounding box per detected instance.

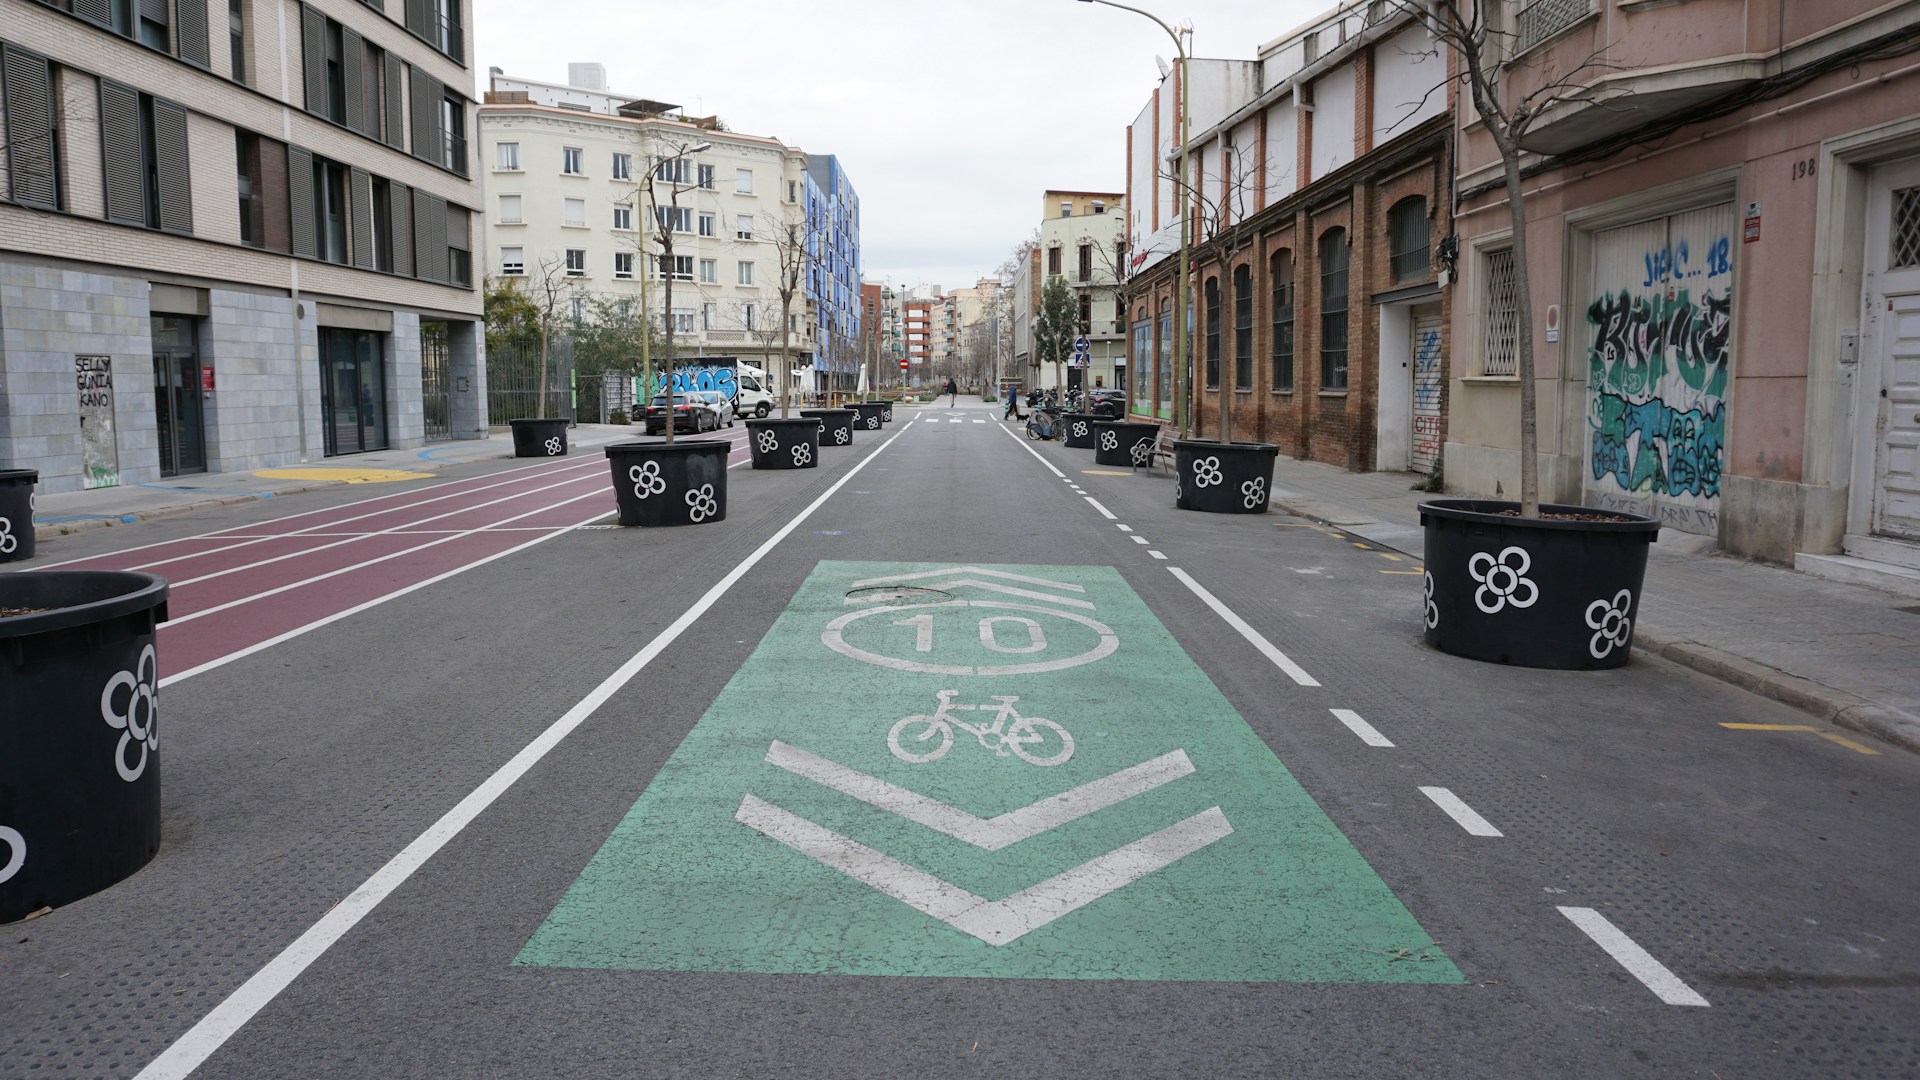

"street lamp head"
[685,142,713,155]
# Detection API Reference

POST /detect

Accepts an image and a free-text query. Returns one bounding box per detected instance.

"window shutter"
[410,67,442,165]
[388,180,412,276]
[340,27,364,134]
[287,145,317,257]
[259,137,290,251]
[300,5,327,116]
[98,80,146,226]
[71,0,113,28]
[151,98,193,234]
[411,187,442,281]
[445,201,469,284]
[383,53,405,149]
[349,166,374,268]
[2,46,59,209]
[361,42,381,139]
[140,0,170,36]
[404,0,430,39]
[174,0,211,67]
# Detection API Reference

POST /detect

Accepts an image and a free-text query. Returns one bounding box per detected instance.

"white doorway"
[1865,158,1920,542]
[1375,301,1442,472]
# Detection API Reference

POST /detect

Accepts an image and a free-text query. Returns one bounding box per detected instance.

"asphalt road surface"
[5,403,1916,1079]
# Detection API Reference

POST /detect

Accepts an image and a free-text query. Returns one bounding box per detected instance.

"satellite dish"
[1155,55,1171,78]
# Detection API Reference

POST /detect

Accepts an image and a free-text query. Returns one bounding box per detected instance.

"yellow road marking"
[1378,553,1402,561]
[1379,570,1424,576]
[1081,470,1133,476]
[1352,542,1372,550]
[1719,723,1880,755]
[254,467,433,484]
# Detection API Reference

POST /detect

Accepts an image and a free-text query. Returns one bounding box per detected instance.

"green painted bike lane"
[518,561,1463,984]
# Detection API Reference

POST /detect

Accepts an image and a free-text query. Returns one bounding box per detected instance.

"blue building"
[804,155,861,392]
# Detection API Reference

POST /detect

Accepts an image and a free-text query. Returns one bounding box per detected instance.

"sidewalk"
[1265,456,1920,756]
[28,424,638,543]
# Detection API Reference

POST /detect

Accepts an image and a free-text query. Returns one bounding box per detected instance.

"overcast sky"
[474,0,1331,293]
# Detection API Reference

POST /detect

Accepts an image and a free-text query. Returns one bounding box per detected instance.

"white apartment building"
[0,0,485,492]
[1038,191,1126,393]
[479,68,815,376]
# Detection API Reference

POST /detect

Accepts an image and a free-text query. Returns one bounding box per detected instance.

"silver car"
[690,390,736,428]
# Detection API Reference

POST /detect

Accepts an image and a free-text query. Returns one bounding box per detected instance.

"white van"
[735,365,774,417]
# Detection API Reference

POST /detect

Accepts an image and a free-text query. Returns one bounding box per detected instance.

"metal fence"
[487,335,574,425]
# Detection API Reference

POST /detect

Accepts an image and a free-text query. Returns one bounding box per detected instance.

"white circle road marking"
[822,600,1119,676]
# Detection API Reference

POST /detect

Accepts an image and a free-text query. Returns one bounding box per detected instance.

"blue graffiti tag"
[653,365,739,401]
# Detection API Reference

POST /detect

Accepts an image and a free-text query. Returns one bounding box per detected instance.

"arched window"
[1389,196,1430,282]
[1233,263,1253,389]
[1204,275,1222,389]
[1319,229,1349,390]
[1270,248,1294,392]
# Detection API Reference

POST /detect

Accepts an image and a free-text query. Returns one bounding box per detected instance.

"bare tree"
[1182,143,1273,444]
[754,205,812,418]
[1385,0,1620,516]
[639,137,709,443]
[520,255,579,420]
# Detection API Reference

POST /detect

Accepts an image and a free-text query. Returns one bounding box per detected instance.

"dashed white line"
[1083,497,1117,520]
[1165,568,1318,686]
[1330,708,1394,747]
[1558,907,1711,1007]
[1418,786,1503,836]
[1116,524,1134,533]
[1131,536,1151,545]
[1148,551,1167,560]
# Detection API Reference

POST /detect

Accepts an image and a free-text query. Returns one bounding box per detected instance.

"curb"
[1268,492,1920,757]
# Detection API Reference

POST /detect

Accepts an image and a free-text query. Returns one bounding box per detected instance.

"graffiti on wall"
[1584,222,1731,534]
[75,354,120,490]
[649,364,740,402]
[1412,326,1443,472]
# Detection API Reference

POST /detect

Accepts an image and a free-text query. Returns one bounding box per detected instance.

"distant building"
[804,155,862,393]
[1,0,486,490]
[1037,191,1126,394]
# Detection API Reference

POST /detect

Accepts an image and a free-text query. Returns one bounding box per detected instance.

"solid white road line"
[132,430,905,1080]
[1418,786,1503,836]
[996,424,1067,478]
[1164,567,1319,687]
[1557,906,1711,1007]
[765,741,1195,850]
[1330,708,1395,747]
[735,795,1232,947]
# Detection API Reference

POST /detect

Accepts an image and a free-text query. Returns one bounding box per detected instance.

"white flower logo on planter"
[543,436,563,455]
[1424,571,1439,629]
[630,461,667,500]
[1100,430,1119,451]
[0,825,23,884]
[790,443,813,467]
[756,429,780,454]
[1585,589,1634,659]
[867,415,882,429]
[1193,456,1224,488]
[1241,477,1267,509]
[685,483,719,522]
[101,644,159,782]
[1130,441,1151,466]
[1071,421,1088,438]
[834,426,850,445]
[1467,546,1539,614]
[0,517,13,554]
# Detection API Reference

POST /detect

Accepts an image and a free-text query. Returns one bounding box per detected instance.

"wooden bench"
[1133,422,1176,474]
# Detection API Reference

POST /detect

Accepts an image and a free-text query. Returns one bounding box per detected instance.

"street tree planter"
[1173,440,1279,514]
[746,417,822,471]
[848,402,887,431]
[510,417,569,458]
[0,469,36,563]
[1419,499,1660,670]
[1060,413,1102,449]
[801,408,857,448]
[1093,421,1160,468]
[605,440,729,527]
[1,570,169,922]
[878,401,894,422]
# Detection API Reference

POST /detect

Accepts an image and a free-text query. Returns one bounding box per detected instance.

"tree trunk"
[778,297,793,419]
[1500,142,1540,517]
[536,327,550,420]
[660,250,676,445]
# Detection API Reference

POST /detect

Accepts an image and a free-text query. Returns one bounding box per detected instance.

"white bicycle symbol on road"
[888,690,1074,766]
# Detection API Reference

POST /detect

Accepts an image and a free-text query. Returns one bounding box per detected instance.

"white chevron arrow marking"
[764,741,1195,850]
[735,795,1233,946]
[841,579,1097,609]
[850,566,1087,593]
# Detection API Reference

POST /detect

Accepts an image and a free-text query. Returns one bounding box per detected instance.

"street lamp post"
[1075,0,1192,439]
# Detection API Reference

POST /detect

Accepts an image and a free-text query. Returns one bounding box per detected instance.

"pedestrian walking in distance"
[945,377,958,406]
[1003,383,1022,420]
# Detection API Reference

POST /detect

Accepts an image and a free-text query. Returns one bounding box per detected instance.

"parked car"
[1087,388,1127,418]
[643,394,718,435]
[691,390,737,428]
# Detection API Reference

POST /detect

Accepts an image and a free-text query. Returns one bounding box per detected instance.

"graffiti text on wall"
[1412,327,1443,470]
[651,365,739,402]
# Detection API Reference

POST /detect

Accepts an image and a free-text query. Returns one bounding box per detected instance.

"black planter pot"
[510,417,569,458]
[605,440,730,527]
[848,402,887,431]
[1419,499,1659,670]
[747,417,822,470]
[0,469,35,563]
[1093,421,1160,468]
[1,571,169,922]
[1173,440,1279,514]
[801,408,857,448]
[1060,413,1102,449]
[879,401,894,422]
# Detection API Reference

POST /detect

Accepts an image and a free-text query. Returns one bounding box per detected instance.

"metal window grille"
[1389,198,1430,282]
[1204,277,1222,389]
[1233,264,1253,389]
[1483,248,1519,376]
[1271,250,1295,392]
[1894,187,1920,270]
[1516,0,1589,52]
[1319,231,1349,390]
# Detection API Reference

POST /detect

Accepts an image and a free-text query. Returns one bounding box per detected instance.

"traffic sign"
[1071,337,1091,368]
[518,561,1461,983]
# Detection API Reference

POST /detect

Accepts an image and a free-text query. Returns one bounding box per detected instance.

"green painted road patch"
[518,561,1462,983]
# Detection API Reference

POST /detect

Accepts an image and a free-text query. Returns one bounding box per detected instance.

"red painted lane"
[156,527,559,673]
[159,531,440,620]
